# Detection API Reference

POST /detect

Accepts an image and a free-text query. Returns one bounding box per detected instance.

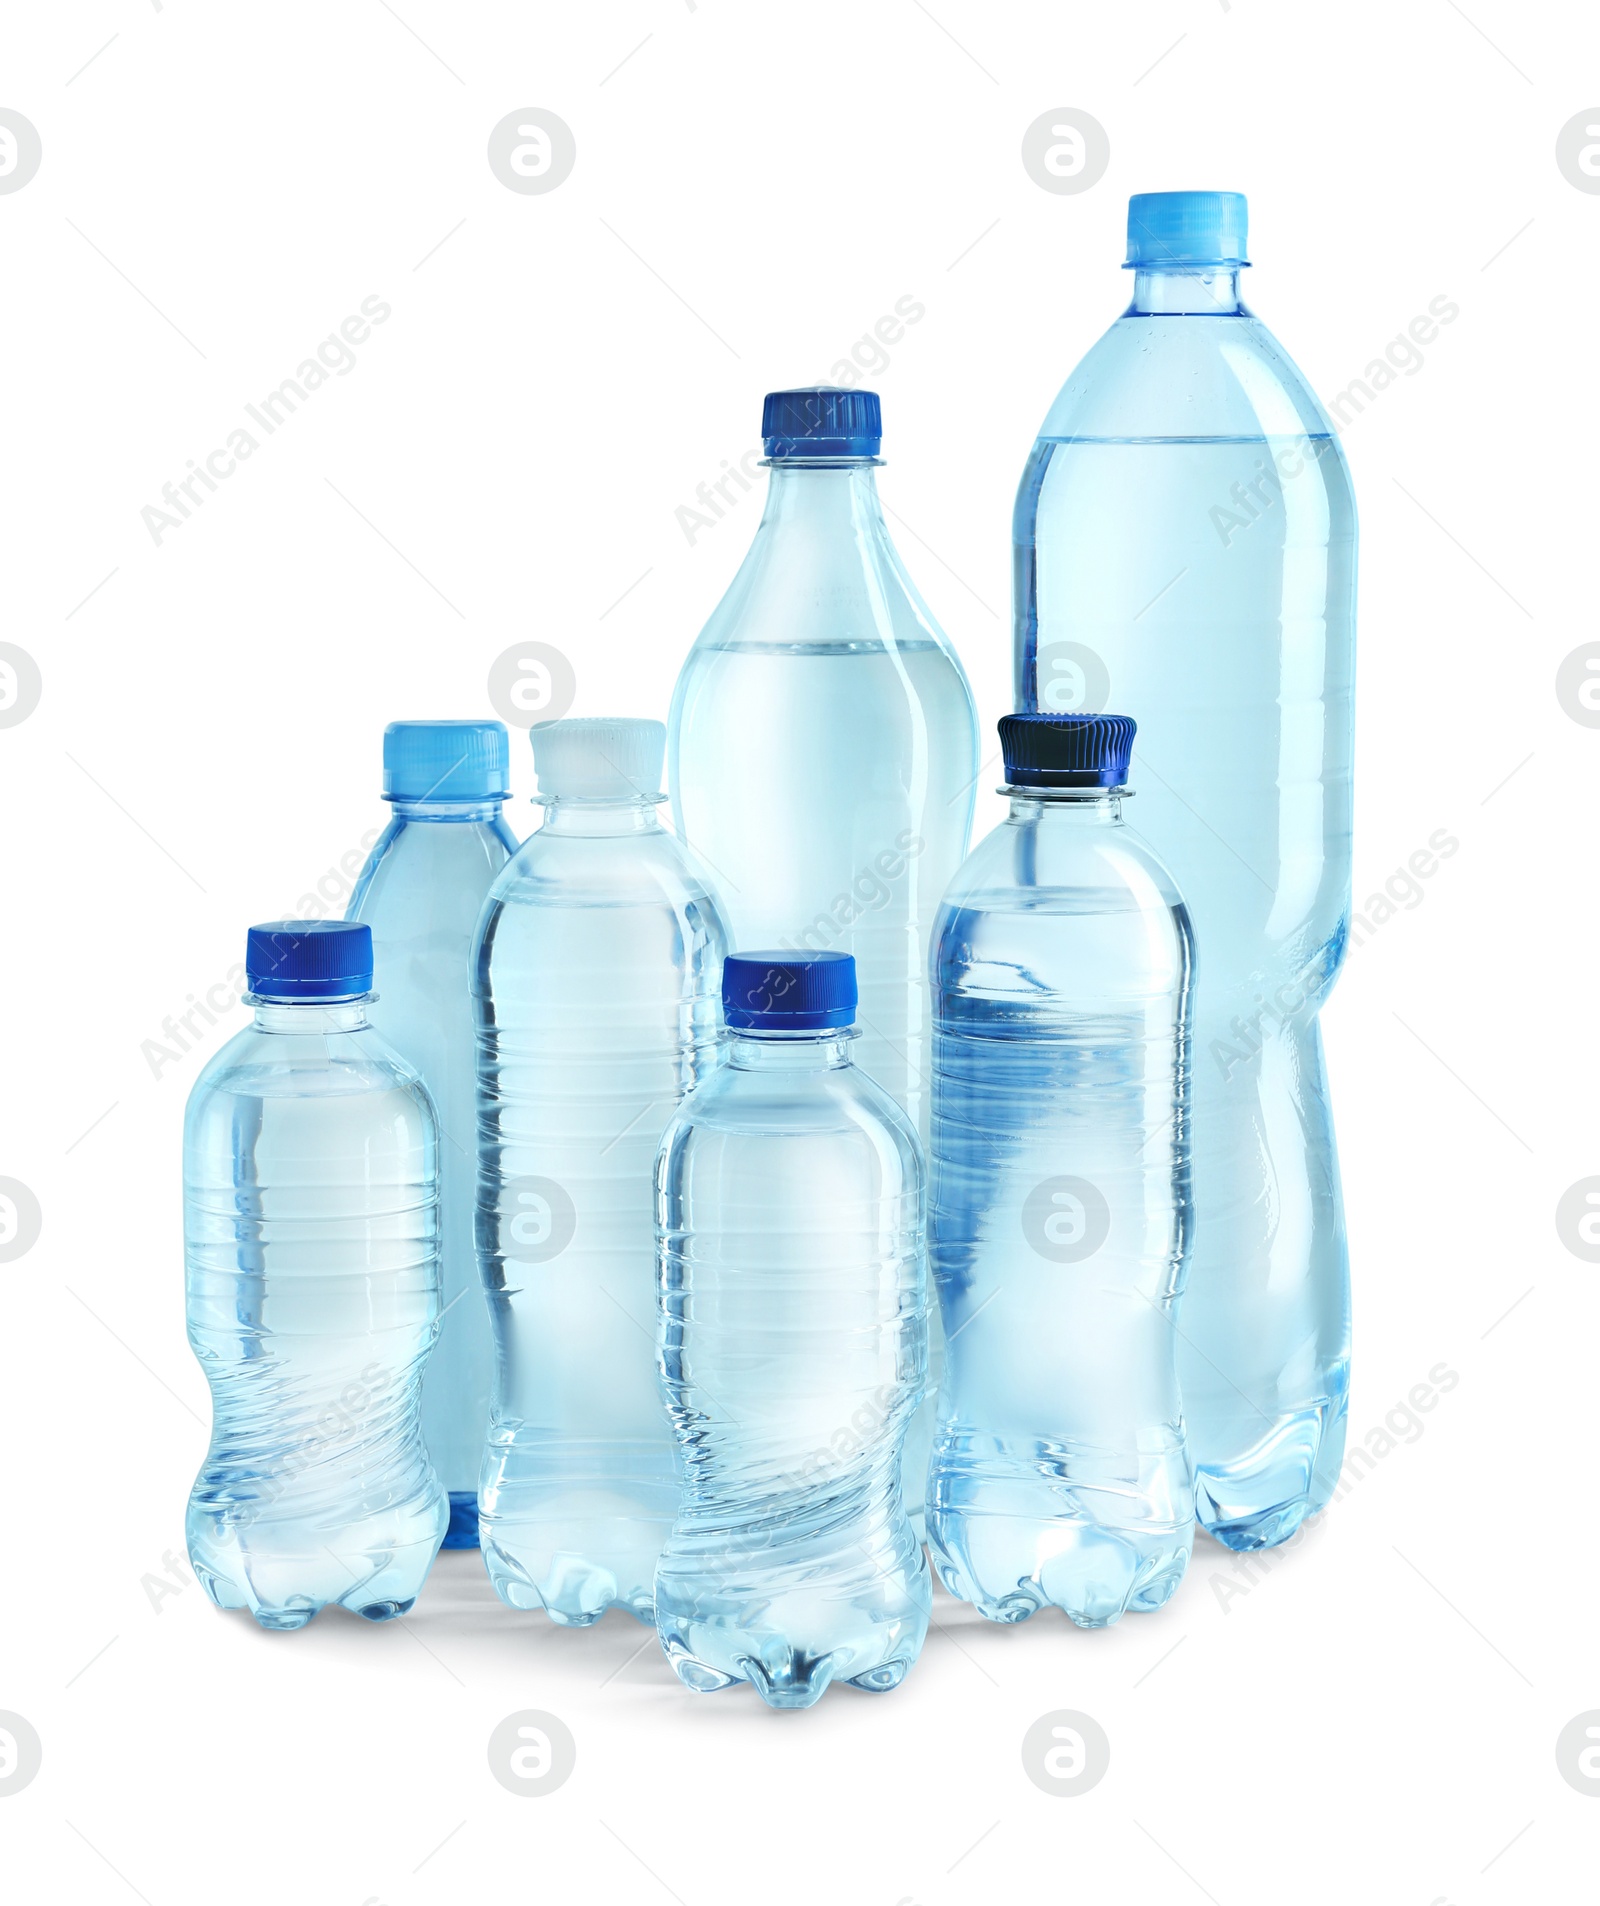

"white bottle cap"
[530,717,666,801]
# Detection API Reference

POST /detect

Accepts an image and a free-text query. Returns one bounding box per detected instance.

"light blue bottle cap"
[382,720,510,801]
[1125,192,1249,268]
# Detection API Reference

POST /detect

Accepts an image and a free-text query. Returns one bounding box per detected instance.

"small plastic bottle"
[473,718,728,1625]
[668,386,979,1535]
[654,951,931,1708]
[927,716,1195,1627]
[185,920,446,1629]
[348,720,518,1548]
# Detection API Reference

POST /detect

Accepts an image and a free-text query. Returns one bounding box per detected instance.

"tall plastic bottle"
[928,716,1193,1628]
[472,718,728,1625]
[347,720,518,1547]
[1014,192,1354,1549]
[669,387,979,1528]
[654,952,930,1708]
[185,920,446,1629]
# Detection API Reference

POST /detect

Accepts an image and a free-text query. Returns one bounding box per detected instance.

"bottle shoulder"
[945,811,1184,898]
[346,815,403,918]
[935,815,1194,978]
[665,1053,923,1161]
[676,500,975,687]
[483,823,726,907]
[348,812,520,925]
[1033,307,1343,446]
[476,824,731,974]
[186,1022,435,1122]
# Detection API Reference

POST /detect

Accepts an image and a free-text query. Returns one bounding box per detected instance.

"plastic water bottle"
[654,952,931,1708]
[668,386,979,1530]
[185,920,446,1629]
[1014,192,1354,1550]
[473,718,728,1625]
[347,721,518,1549]
[927,717,1194,1627]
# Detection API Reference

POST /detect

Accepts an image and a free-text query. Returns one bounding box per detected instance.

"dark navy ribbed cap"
[1000,714,1135,789]
[762,387,881,460]
[723,951,857,1030]
[246,920,373,1001]
[383,720,510,801]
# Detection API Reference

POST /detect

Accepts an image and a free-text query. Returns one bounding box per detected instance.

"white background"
[1,3,1593,1901]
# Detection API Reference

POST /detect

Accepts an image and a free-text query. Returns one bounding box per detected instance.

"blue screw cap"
[762,387,881,460]
[382,720,510,802]
[1000,714,1136,789]
[1125,191,1249,269]
[723,950,857,1031]
[246,920,373,1001]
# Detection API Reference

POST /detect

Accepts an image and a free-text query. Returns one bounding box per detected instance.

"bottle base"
[478,1473,674,1625]
[929,1515,1192,1629]
[660,1634,924,1710]
[927,1433,1194,1627]
[482,1532,661,1628]
[654,1545,932,1709]
[188,1509,445,1633]
[1192,1388,1349,1553]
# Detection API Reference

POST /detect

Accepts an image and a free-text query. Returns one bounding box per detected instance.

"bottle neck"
[1007,787,1127,824]
[388,797,507,823]
[728,1028,855,1071]
[759,459,886,541]
[538,796,664,837]
[1127,265,1244,316]
[250,997,372,1033]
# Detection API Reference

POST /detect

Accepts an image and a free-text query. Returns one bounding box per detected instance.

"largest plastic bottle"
[669,386,979,1526]
[1013,193,1354,1550]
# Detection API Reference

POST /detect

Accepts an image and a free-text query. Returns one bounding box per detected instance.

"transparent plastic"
[184,996,445,1629]
[348,795,518,1545]
[473,792,728,1624]
[929,788,1195,1625]
[655,1026,931,1707]
[1014,263,1354,1549]
[668,456,979,1528]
